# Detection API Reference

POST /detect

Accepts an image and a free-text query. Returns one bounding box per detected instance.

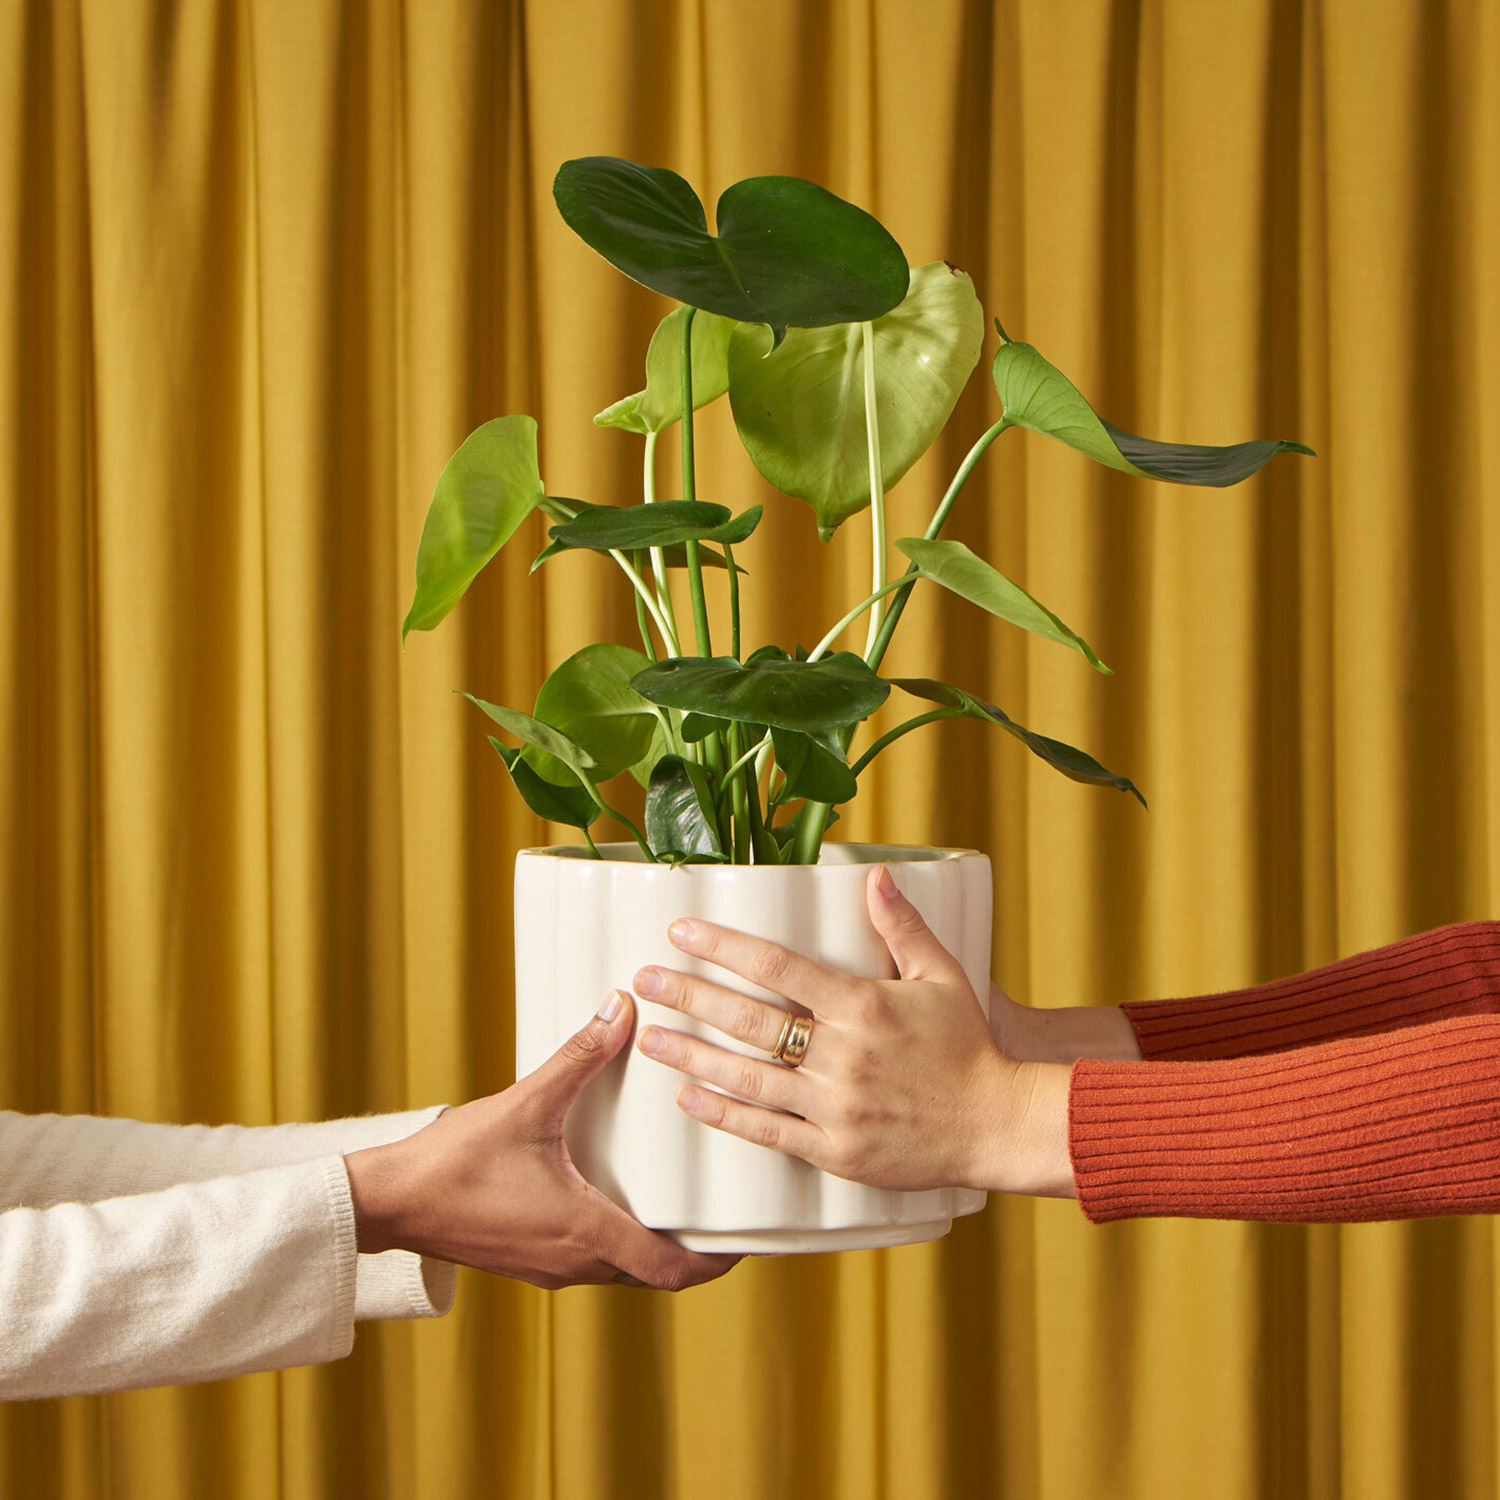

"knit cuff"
[354,1250,457,1322]
[1070,1015,1500,1223]
[317,1157,362,1363]
[1120,922,1500,1061]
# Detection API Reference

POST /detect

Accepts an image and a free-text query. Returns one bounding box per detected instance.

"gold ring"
[772,1014,814,1069]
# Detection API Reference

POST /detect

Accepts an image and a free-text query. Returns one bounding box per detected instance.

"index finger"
[667,918,868,1018]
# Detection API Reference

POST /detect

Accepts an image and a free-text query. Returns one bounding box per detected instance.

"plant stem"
[632,550,657,662]
[594,792,657,862]
[792,419,1011,867]
[581,825,602,858]
[863,418,1008,674]
[724,541,741,659]
[807,577,913,662]
[642,429,681,650]
[848,707,964,778]
[860,321,887,657]
[727,722,750,861]
[679,306,713,657]
[718,728,771,792]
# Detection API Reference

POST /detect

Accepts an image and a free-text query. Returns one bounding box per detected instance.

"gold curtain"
[2,0,1498,1495]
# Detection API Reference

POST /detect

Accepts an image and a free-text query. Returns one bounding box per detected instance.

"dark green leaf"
[547,500,762,553]
[525,644,658,788]
[489,739,599,829]
[553,157,910,344]
[403,417,546,642]
[896,537,1110,673]
[680,712,730,742]
[893,678,1145,806]
[595,306,737,434]
[770,727,858,804]
[729,262,986,537]
[645,755,726,863]
[632,652,889,735]
[531,533,739,574]
[991,335,1314,486]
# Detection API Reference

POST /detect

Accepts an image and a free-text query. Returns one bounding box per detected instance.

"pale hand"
[634,866,1076,1199]
[345,994,739,1291]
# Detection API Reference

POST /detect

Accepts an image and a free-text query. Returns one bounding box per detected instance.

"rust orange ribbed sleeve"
[1069,923,1500,1223]
[1120,922,1500,1060]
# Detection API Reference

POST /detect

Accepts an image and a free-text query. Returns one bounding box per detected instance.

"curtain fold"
[2,1,1497,1495]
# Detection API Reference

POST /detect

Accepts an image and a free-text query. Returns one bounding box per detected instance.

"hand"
[345,994,739,1291]
[633,866,1075,1198]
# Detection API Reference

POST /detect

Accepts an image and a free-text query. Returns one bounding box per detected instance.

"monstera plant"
[403,155,1311,867]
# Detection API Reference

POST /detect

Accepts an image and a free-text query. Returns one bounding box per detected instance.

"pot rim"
[516,840,986,868]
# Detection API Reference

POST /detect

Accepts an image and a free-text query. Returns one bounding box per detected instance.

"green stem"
[793,420,1011,867]
[860,321,887,657]
[632,550,657,662]
[724,541,741,659]
[643,430,681,651]
[728,723,750,861]
[679,307,713,656]
[581,825,602,858]
[718,728,771,795]
[807,577,912,662]
[595,793,657,862]
[848,708,964,779]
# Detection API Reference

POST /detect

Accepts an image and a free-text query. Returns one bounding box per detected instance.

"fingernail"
[634,967,662,998]
[597,991,624,1023]
[874,866,899,900]
[639,1027,664,1056]
[669,919,697,948]
[679,1086,703,1113]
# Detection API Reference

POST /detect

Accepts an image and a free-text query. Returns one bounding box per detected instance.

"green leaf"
[546,500,762,553]
[893,678,1145,806]
[770,727,858,804]
[531,533,739,574]
[728,262,986,537]
[991,335,1314,485]
[680,712,730,742]
[645,755,726,863]
[896,537,1111,674]
[488,739,599,829]
[632,651,890,735]
[461,693,596,780]
[595,306,738,434]
[553,157,909,344]
[403,416,547,643]
[525,644,659,788]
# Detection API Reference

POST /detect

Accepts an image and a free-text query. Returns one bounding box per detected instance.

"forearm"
[1069,1013,1500,1222]
[1121,922,1500,1060]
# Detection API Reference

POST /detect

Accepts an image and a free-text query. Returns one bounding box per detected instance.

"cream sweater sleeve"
[0,1109,457,1323]
[0,1156,361,1400]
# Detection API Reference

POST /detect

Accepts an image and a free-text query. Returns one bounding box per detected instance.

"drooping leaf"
[546,500,762,553]
[896,537,1110,674]
[991,334,1314,486]
[489,739,599,829]
[770,727,858,804]
[462,694,597,785]
[553,157,909,344]
[596,306,738,434]
[645,755,726,863]
[525,644,659,788]
[729,262,986,538]
[893,678,1145,806]
[403,417,546,642]
[632,651,890,735]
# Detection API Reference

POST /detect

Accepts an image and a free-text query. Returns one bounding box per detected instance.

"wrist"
[345,1143,409,1256]
[970,1057,1076,1198]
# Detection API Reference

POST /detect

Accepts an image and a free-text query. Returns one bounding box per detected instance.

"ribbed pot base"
[674,1219,954,1255]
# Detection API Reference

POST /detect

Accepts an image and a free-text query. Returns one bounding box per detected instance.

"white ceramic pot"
[513,841,993,1255]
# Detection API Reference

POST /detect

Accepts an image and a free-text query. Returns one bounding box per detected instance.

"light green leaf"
[728,262,986,538]
[403,416,546,643]
[991,334,1314,485]
[893,678,1145,806]
[596,306,738,434]
[896,537,1111,674]
[525,644,658,788]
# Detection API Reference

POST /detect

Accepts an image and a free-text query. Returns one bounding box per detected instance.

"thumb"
[529,991,634,1122]
[867,866,962,983]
